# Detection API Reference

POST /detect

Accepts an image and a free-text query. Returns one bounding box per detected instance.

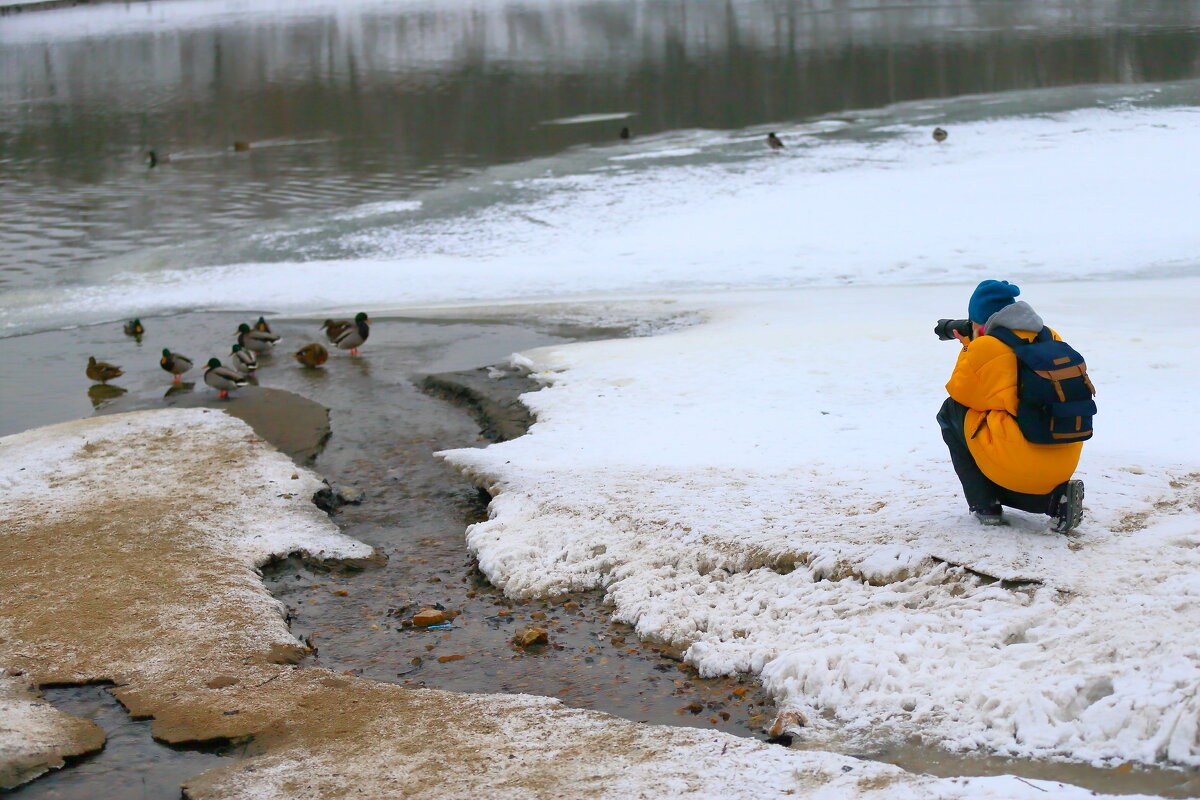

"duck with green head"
[230,343,257,373]
[204,358,248,398]
[332,312,370,356]
[236,322,279,354]
[123,318,144,338]
[160,349,193,383]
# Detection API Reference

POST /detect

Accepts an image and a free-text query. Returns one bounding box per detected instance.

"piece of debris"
[412,608,447,627]
[512,626,549,648]
[205,676,240,689]
[767,710,806,742]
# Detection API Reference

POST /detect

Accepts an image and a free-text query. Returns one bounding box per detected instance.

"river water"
[4,0,1200,797]
[3,0,1200,335]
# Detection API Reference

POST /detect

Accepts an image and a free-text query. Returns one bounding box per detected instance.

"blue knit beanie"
[968,280,1020,324]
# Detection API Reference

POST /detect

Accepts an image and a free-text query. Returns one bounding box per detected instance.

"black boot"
[971,504,1005,526]
[1051,480,1085,533]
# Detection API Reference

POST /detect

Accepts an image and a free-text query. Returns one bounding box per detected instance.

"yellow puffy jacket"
[945,328,1082,495]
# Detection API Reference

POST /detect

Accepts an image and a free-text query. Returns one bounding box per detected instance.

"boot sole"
[1053,480,1085,534]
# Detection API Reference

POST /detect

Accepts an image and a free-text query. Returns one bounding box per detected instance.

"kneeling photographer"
[936,280,1092,533]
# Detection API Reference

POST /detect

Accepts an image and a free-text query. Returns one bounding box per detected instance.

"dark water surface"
[3,0,1200,290]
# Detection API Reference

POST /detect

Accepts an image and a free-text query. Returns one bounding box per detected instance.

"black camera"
[934,318,973,341]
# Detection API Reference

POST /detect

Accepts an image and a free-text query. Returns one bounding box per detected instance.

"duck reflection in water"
[88,383,127,408]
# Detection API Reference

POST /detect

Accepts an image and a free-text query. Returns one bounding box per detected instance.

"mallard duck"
[123,318,144,337]
[233,141,251,152]
[160,348,193,383]
[204,358,248,398]
[619,126,631,140]
[253,316,273,334]
[294,343,329,368]
[332,312,370,356]
[86,356,123,384]
[767,132,784,150]
[322,318,352,343]
[230,343,257,373]
[146,151,164,168]
[932,127,948,143]
[236,322,279,353]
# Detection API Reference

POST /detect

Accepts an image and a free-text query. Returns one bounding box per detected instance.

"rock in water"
[412,609,447,627]
[512,627,549,647]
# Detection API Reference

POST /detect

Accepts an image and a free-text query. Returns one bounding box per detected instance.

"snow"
[0,407,372,698]
[2,373,1174,800]
[0,407,371,567]
[440,278,1200,769]
[183,684,1164,800]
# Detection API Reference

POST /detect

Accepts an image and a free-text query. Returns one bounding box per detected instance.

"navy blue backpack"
[986,327,1096,444]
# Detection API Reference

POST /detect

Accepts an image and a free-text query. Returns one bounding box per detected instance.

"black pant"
[937,398,1056,515]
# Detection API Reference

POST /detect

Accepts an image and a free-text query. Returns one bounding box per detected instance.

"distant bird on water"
[123,318,144,338]
[160,349,193,383]
[322,318,352,343]
[86,356,123,384]
[766,132,784,151]
[204,358,248,398]
[232,141,251,152]
[236,322,279,354]
[619,126,631,140]
[932,127,948,143]
[146,151,162,168]
[332,312,370,356]
[253,316,273,335]
[294,343,329,368]
[230,343,257,373]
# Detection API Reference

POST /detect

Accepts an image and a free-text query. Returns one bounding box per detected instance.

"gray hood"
[985,300,1043,333]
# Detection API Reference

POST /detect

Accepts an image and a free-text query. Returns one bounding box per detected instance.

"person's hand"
[953,329,969,343]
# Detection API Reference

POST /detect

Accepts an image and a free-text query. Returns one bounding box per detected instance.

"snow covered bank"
[181,682,1158,800]
[0,408,371,775]
[3,398,1163,799]
[441,278,1200,769]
